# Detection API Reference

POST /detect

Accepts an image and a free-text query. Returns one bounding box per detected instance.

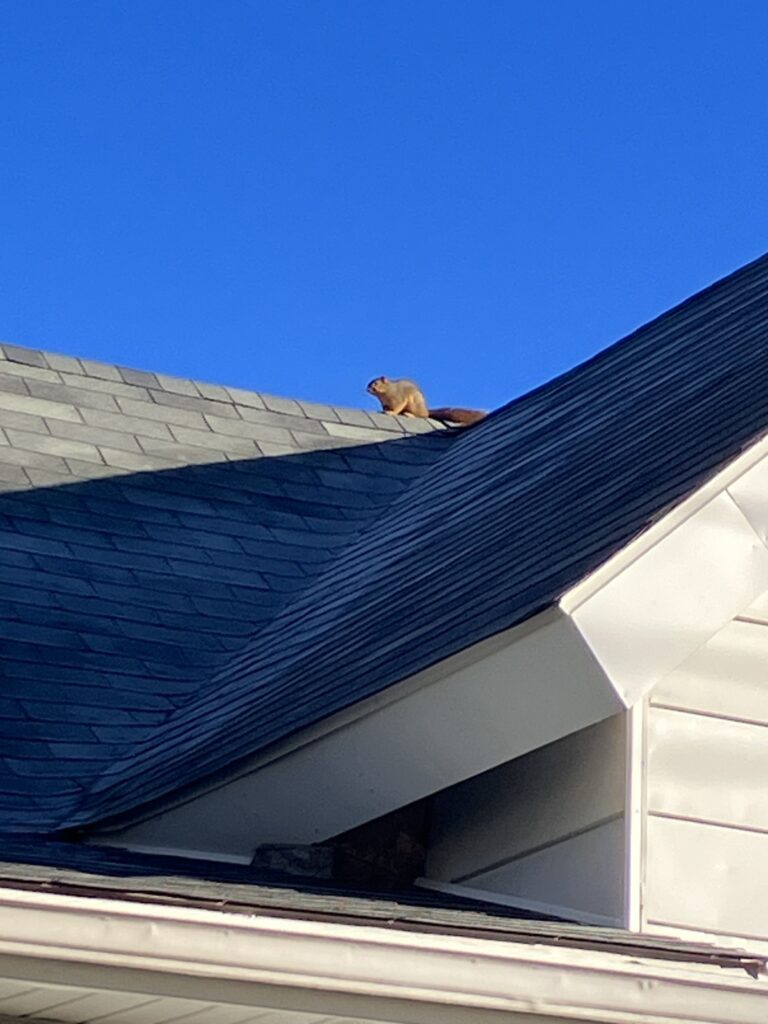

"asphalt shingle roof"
[0,348,451,828]
[3,251,768,832]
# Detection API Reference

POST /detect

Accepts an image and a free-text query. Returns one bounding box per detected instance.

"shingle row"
[0,343,439,486]
[0,344,452,828]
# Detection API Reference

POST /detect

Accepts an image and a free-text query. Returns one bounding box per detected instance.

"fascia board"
[0,886,763,1024]
[101,608,623,856]
[562,439,768,708]
[561,432,768,614]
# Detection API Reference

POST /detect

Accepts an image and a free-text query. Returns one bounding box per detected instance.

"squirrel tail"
[428,407,486,426]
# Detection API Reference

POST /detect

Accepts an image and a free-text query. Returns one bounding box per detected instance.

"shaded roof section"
[0,346,452,829]
[74,250,768,827]
[5,250,768,832]
[0,837,759,972]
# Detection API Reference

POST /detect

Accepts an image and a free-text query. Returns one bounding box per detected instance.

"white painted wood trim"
[102,610,622,857]
[561,431,768,613]
[565,489,768,708]
[624,700,646,931]
[98,608,566,830]
[0,886,762,1024]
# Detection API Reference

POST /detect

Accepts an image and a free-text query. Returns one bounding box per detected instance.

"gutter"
[0,886,763,1024]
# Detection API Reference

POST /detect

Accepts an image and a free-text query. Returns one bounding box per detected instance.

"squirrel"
[366,376,486,426]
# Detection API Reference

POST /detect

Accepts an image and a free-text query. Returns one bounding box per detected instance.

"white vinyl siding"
[643,606,768,945]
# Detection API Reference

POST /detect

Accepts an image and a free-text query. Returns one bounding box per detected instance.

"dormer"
[98,429,768,954]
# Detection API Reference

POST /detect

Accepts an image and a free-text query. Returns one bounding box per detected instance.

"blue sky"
[1,1,766,413]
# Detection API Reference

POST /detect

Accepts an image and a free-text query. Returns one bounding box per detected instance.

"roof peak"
[0,340,434,434]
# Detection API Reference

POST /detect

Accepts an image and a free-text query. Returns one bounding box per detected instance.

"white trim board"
[100,610,621,857]
[0,885,762,1024]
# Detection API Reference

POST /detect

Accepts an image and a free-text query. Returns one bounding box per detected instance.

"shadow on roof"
[0,430,453,832]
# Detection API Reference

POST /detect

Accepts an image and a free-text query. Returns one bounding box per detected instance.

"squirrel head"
[366,376,389,395]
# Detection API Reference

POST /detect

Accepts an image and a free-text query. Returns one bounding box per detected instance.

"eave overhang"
[0,885,762,1024]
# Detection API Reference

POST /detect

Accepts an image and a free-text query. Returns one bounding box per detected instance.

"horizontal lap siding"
[426,715,627,923]
[645,614,768,941]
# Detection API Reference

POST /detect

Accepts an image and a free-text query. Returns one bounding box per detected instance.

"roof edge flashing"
[561,431,768,614]
[563,449,768,707]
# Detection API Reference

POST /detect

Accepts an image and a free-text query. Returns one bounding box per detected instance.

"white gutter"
[0,886,763,1024]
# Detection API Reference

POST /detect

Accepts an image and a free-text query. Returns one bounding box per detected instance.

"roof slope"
[73,250,768,827]
[4,251,768,832]
[0,348,451,829]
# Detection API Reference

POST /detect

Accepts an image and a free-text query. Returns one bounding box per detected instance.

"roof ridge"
[0,340,430,432]
[485,248,768,424]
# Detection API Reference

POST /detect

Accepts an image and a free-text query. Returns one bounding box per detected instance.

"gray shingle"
[5,430,103,464]
[298,400,339,422]
[117,395,207,429]
[204,412,301,442]
[169,424,259,454]
[28,378,120,413]
[226,386,266,409]
[0,464,29,486]
[118,366,160,388]
[195,381,231,404]
[79,406,174,441]
[0,390,81,424]
[1,345,49,368]
[137,436,229,464]
[61,373,151,401]
[79,360,123,382]
[0,408,49,435]
[261,393,303,416]
[0,372,31,396]
[236,405,327,434]
[288,430,360,451]
[50,419,142,453]
[268,434,327,454]
[44,353,85,375]
[98,447,183,472]
[64,458,126,480]
[149,390,242,419]
[1,446,72,474]
[335,407,380,429]
[0,360,61,384]
[321,420,400,442]
[366,412,407,432]
[154,374,201,397]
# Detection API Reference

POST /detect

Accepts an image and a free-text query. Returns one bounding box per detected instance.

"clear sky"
[1,1,767,413]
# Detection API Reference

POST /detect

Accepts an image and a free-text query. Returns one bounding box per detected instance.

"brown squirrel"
[366,376,486,426]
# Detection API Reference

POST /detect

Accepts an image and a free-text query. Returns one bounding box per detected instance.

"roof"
[3,251,768,831]
[0,348,451,829]
[0,836,759,973]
